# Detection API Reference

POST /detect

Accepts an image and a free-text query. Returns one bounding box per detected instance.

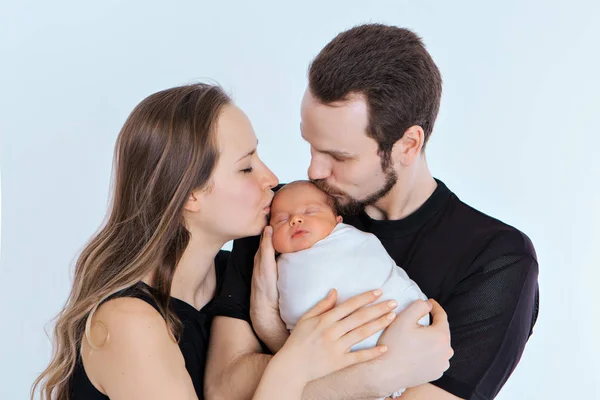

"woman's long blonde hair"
[31,83,231,400]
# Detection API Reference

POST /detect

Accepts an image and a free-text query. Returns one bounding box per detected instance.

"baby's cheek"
[315,220,335,240]
[271,229,287,253]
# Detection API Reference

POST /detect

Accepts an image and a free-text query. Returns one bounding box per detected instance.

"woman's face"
[191,104,279,242]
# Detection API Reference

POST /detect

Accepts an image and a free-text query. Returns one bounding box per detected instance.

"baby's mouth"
[291,229,309,239]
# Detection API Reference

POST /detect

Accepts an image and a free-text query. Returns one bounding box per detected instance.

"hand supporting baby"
[250,225,289,352]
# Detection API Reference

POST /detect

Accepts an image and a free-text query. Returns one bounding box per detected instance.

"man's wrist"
[250,308,289,352]
[256,322,289,353]
[301,361,385,400]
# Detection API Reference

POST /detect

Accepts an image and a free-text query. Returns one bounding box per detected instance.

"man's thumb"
[397,299,432,326]
[261,226,275,254]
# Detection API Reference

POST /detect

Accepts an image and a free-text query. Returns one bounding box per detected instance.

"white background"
[1,1,599,399]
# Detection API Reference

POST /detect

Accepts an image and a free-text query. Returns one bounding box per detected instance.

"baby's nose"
[290,215,304,226]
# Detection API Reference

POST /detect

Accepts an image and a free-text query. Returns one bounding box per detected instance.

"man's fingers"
[423,299,452,359]
[428,299,448,326]
[255,226,276,275]
[396,299,432,327]
[427,299,448,324]
[260,226,275,257]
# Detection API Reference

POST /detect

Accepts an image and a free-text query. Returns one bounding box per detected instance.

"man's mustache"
[310,179,345,197]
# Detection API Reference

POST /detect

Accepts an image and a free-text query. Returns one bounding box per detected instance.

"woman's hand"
[250,225,290,352]
[273,288,398,384]
[253,289,398,399]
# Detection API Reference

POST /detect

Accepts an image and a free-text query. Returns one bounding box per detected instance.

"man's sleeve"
[209,235,261,322]
[431,230,540,400]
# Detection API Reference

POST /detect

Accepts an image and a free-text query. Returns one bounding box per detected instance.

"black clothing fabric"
[68,250,230,399]
[211,180,539,400]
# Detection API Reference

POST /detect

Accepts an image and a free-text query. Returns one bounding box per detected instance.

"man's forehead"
[300,125,373,159]
[301,98,370,148]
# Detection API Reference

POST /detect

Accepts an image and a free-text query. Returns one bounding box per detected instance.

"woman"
[32,84,397,399]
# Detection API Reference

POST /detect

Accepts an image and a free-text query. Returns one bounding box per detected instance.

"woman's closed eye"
[241,167,253,174]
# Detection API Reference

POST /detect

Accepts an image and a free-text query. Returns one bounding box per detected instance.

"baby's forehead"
[277,182,321,198]
[272,182,328,208]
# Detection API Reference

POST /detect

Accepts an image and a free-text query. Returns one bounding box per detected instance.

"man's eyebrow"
[323,149,354,158]
[300,127,354,158]
[313,146,355,159]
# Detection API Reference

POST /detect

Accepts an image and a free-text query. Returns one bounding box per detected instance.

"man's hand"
[250,225,289,352]
[375,299,453,390]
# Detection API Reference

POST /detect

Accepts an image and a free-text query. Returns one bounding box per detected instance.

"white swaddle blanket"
[278,223,430,352]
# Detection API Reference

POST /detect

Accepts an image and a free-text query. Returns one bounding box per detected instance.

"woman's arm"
[204,317,272,399]
[252,289,394,400]
[82,297,198,400]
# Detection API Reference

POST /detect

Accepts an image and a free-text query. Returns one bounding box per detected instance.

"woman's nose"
[260,161,279,189]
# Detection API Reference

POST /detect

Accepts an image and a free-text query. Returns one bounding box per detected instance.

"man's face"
[300,89,397,215]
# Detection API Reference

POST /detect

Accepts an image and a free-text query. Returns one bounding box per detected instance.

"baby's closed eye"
[273,215,289,224]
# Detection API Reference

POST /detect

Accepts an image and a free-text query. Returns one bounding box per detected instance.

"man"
[205,24,538,400]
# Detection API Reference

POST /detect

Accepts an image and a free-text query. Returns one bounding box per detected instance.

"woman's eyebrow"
[236,148,256,163]
[236,139,259,163]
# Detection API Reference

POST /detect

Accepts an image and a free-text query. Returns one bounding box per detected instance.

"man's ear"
[391,125,425,166]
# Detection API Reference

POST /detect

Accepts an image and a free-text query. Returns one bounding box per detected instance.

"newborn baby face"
[270,182,342,254]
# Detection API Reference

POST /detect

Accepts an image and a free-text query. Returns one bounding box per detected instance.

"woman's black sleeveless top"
[68,250,229,399]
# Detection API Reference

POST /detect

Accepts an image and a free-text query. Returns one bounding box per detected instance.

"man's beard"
[311,167,398,216]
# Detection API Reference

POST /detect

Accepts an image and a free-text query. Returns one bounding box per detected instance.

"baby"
[270,181,429,398]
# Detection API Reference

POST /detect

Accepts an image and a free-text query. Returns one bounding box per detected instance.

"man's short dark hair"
[309,24,443,167]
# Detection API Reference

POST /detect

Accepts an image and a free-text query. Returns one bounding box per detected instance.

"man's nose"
[307,153,331,181]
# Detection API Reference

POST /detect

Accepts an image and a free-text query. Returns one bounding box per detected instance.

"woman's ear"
[184,189,202,213]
